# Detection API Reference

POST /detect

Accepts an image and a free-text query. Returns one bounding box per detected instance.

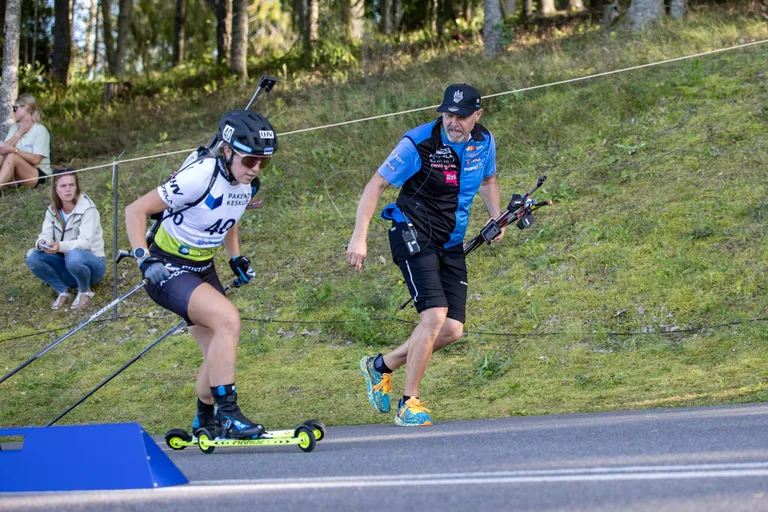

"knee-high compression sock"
[197,397,214,414]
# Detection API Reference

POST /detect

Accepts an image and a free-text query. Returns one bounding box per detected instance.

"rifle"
[399,175,552,310]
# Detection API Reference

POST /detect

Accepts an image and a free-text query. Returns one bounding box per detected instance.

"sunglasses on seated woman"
[233,149,271,169]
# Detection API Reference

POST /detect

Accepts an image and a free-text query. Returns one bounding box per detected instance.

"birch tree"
[1,0,20,140]
[483,0,502,56]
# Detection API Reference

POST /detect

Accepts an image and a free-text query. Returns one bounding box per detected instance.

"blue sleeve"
[377,138,421,187]
[483,134,497,178]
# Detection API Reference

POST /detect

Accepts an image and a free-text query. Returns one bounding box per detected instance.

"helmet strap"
[216,153,236,182]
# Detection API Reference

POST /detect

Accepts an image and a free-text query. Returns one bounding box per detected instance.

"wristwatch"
[133,247,148,261]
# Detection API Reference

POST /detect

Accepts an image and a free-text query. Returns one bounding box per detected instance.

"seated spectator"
[0,93,51,189]
[25,171,106,310]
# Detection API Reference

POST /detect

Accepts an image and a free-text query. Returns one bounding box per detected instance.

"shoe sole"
[394,416,433,427]
[359,358,391,413]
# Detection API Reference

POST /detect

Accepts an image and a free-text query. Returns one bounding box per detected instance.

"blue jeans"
[25,249,107,294]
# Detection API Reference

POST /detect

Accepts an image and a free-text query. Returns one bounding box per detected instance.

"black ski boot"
[215,393,266,440]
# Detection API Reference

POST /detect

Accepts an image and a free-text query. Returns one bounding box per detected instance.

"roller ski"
[165,419,326,454]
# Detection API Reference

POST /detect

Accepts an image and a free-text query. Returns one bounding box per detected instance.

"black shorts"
[33,169,48,189]
[388,221,468,323]
[144,246,225,325]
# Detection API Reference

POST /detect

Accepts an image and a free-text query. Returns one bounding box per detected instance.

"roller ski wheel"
[294,425,316,453]
[302,419,326,442]
[196,428,217,454]
[165,428,194,451]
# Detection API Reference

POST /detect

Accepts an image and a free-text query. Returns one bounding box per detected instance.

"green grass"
[2,5,768,432]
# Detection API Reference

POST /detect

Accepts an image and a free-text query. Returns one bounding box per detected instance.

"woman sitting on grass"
[0,94,51,189]
[25,171,106,310]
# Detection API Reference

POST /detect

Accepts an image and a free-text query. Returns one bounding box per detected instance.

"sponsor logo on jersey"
[259,130,275,139]
[222,125,235,143]
[466,145,483,152]
[205,193,224,210]
[179,245,191,255]
[443,171,458,185]
[465,164,483,172]
[169,178,181,195]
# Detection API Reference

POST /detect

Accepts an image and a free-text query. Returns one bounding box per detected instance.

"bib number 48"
[203,218,236,235]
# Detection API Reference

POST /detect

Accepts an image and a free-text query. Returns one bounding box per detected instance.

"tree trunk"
[502,0,515,17]
[347,0,363,42]
[309,0,318,41]
[1,0,20,140]
[206,0,232,64]
[540,0,556,16]
[85,0,97,74]
[32,0,38,65]
[569,0,583,11]
[173,0,185,65]
[428,0,437,33]
[101,0,115,74]
[627,0,664,28]
[230,0,247,81]
[394,0,402,30]
[51,0,71,85]
[114,0,132,77]
[522,0,532,21]
[219,0,232,64]
[669,0,685,19]
[382,0,392,33]
[482,0,502,56]
[92,0,100,75]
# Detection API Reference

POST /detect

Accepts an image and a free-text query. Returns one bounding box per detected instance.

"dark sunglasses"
[234,149,271,169]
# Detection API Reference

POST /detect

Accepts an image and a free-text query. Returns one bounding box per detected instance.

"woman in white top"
[25,171,107,310]
[0,94,52,189]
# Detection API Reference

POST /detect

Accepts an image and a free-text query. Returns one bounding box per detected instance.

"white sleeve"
[156,161,214,210]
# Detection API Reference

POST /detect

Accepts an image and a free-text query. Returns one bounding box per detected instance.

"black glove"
[229,256,255,285]
[139,257,170,285]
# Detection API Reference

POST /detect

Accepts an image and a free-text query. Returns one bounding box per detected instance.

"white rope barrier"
[5,38,767,188]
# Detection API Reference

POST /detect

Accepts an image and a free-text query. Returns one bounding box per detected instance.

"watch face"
[134,248,147,260]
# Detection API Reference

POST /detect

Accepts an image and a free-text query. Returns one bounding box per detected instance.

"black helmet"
[217,110,278,157]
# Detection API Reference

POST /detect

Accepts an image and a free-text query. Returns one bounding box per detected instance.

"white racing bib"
[155,158,251,261]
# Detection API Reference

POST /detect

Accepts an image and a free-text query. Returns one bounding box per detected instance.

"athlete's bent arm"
[346,172,391,272]
[478,174,505,243]
[223,223,241,260]
[125,189,169,253]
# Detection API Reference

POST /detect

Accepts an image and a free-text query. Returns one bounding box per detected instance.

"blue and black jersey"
[378,117,497,249]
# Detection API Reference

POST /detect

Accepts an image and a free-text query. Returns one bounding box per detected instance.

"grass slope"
[1,6,768,432]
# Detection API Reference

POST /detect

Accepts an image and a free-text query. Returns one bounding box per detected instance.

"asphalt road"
[3,403,768,511]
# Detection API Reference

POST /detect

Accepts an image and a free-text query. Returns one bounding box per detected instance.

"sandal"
[52,292,73,310]
[71,290,95,310]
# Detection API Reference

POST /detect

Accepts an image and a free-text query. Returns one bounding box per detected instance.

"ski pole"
[0,279,149,386]
[46,277,248,426]
[398,176,552,310]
